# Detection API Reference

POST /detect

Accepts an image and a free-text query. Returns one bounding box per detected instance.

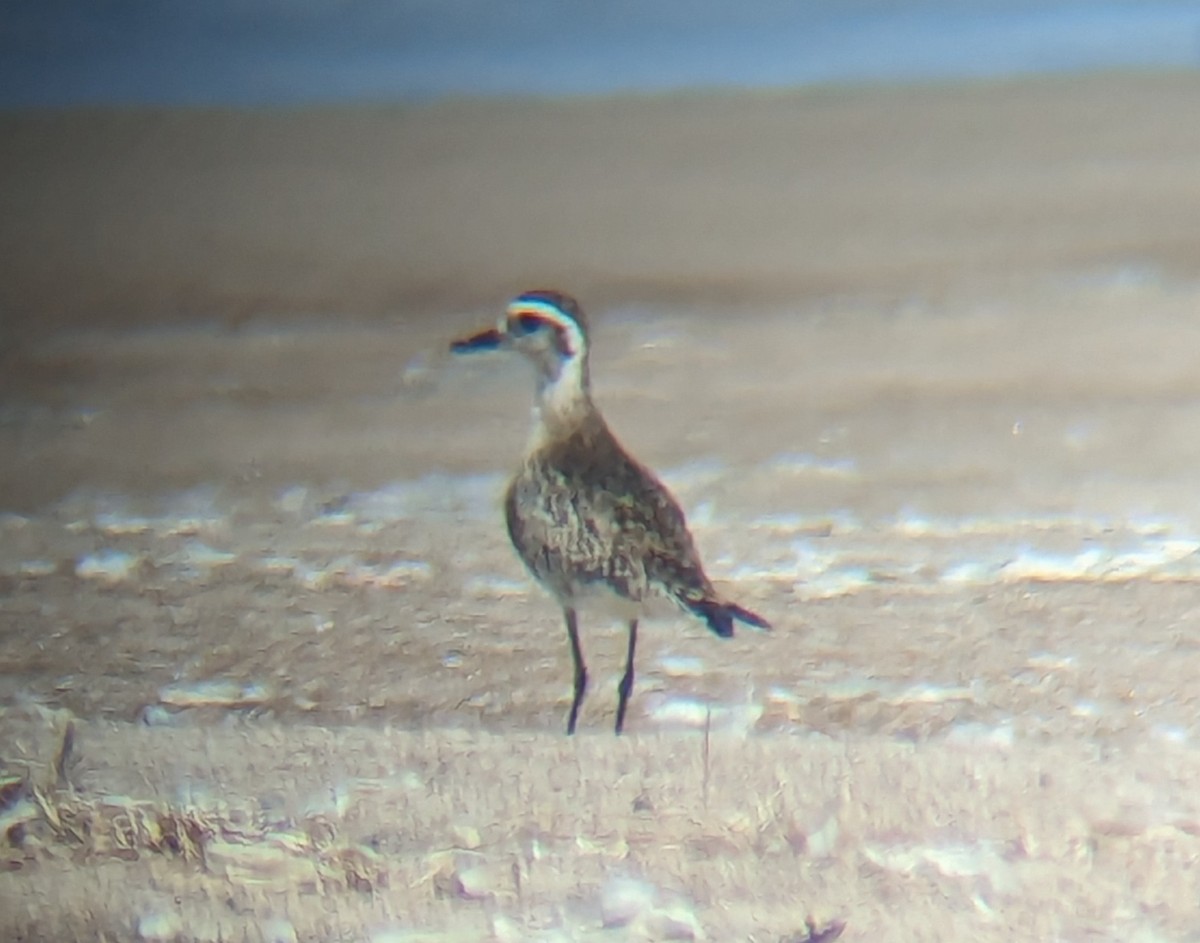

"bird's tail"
[684,597,771,639]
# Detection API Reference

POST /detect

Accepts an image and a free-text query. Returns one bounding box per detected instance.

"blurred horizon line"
[1,0,1197,108]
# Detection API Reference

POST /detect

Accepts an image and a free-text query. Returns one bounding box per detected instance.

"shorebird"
[452,290,769,734]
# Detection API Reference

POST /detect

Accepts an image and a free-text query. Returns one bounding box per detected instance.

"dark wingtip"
[687,599,770,638]
[450,327,503,353]
[728,603,771,631]
[703,606,735,638]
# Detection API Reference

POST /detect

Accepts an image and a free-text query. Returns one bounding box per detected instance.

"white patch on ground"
[657,654,706,678]
[463,575,532,597]
[344,475,507,523]
[75,549,141,582]
[862,838,1015,892]
[765,451,859,478]
[158,680,273,709]
[644,694,764,734]
[64,487,228,536]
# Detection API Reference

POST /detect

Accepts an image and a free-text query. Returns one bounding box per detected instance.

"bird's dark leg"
[564,608,587,735]
[615,619,639,735]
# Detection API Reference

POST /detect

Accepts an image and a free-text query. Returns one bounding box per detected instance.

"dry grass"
[5,705,1200,941]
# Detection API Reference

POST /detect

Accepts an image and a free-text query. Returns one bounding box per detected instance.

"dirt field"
[3,72,1200,941]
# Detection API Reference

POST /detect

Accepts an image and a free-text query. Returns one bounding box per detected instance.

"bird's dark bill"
[450,327,503,353]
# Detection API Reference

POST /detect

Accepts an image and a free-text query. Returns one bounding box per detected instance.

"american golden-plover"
[452,290,769,734]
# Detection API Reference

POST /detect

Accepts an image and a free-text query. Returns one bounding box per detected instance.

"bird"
[451,289,769,734]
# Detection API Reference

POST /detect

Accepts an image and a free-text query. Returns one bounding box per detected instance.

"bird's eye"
[511,314,543,335]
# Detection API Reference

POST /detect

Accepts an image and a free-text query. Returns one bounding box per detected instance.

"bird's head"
[452,290,591,393]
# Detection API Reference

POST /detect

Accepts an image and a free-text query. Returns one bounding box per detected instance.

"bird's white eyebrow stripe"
[506,298,572,325]
[506,299,585,355]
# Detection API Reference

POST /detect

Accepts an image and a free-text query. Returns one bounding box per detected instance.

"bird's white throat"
[530,352,592,444]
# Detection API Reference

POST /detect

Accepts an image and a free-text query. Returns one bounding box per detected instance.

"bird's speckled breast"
[503,419,712,610]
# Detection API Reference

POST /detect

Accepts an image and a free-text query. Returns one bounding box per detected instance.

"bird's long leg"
[564,607,587,735]
[615,619,639,735]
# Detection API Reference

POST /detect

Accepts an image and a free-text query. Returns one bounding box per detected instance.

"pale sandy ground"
[3,72,1200,941]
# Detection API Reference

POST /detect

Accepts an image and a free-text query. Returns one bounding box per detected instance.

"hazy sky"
[2,0,1197,106]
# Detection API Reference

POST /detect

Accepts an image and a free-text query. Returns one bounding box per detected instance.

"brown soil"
[3,72,1200,941]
